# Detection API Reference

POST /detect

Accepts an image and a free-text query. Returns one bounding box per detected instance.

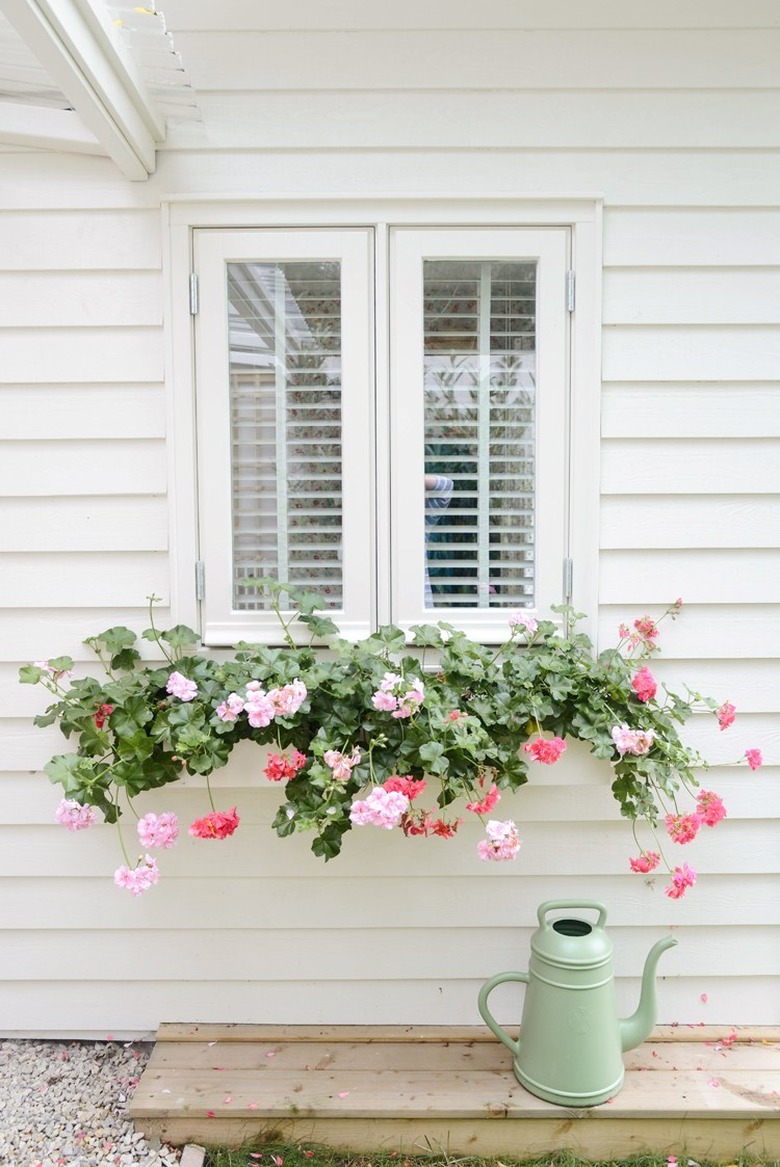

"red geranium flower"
[93,703,114,729]
[188,807,240,840]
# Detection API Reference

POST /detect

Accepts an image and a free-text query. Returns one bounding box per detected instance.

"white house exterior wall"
[0,1,778,1036]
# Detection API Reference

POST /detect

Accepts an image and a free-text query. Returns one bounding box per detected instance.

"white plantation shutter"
[194,229,374,645]
[390,228,569,641]
[227,261,344,609]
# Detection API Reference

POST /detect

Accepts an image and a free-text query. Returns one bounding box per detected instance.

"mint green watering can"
[478,900,677,1107]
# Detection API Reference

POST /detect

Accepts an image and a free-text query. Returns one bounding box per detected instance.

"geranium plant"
[22,584,761,898]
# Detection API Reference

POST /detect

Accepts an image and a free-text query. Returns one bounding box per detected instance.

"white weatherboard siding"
[0,1,778,1036]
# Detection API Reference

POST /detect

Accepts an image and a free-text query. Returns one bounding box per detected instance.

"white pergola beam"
[0,0,164,178]
[0,99,104,153]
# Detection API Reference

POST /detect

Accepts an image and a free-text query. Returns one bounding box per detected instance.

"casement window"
[182,205,599,646]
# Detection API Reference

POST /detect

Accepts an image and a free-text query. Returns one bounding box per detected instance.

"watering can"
[478,900,677,1107]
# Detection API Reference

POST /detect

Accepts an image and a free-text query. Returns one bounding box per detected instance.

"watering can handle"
[477,971,529,1056]
[537,900,608,929]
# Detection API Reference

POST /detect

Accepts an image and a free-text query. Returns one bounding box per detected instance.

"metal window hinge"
[566,270,575,312]
[189,272,199,315]
[195,560,206,600]
[563,557,573,602]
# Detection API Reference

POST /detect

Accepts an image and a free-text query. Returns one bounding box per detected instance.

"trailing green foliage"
[23,584,729,866]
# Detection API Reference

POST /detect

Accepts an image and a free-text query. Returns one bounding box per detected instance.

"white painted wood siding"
[0,0,778,1037]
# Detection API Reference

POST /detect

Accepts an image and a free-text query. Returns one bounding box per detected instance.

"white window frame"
[391,226,569,643]
[164,197,602,645]
[193,227,375,644]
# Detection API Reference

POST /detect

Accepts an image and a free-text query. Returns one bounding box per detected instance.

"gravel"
[0,1039,184,1167]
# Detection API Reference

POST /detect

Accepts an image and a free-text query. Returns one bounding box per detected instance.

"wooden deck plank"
[130,1025,780,1160]
[132,1067,779,1118]
[155,1022,780,1044]
[132,1115,777,1161]
[142,1037,780,1073]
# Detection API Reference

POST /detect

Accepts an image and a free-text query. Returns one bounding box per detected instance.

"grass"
[204,1145,770,1167]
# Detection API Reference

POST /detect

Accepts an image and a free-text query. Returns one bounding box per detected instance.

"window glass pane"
[423,260,537,609]
[227,261,343,610]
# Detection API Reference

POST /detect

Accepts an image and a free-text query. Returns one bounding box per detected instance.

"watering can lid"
[531,900,613,967]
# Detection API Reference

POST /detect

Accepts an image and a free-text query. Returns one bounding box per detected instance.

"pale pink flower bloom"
[372,689,398,712]
[113,854,159,896]
[324,747,361,782]
[35,659,74,682]
[392,680,425,719]
[216,692,245,722]
[244,686,275,728]
[378,671,404,692]
[696,790,727,827]
[745,748,763,771]
[665,812,703,845]
[267,679,307,716]
[716,701,736,731]
[629,851,661,874]
[55,798,97,832]
[611,723,655,756]
[477,819,521,862]
[166,671,198,702]
[631,666,658,703]
[665,863,697,899]
[137,812,179,849]
[508,611,538,634]
[349,786,410,829]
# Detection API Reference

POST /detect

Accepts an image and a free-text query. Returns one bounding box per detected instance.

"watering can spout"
[620,935,678,1053]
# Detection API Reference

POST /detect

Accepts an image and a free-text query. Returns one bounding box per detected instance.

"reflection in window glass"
[423,260,537,609]
[227,261,342,610]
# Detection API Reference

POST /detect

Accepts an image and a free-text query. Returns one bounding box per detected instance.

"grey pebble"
[0,1039,182,1167]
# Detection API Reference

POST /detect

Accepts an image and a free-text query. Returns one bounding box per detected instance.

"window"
[181,203,599,646]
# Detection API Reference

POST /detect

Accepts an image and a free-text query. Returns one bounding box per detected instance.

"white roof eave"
[0,0,167,178]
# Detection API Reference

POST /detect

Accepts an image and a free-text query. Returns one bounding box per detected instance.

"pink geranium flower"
[508,611,538,634]
[631,666,658,703]
[696,790,726,827]
[611,724,655,756]
[716,701,736,730]
[188,807,240,840]
[216,692,245,722]
[166,671,198,702]
[383,776,426,800]
[267,679,307,716]
[137,811,179,849]
[324,747,361,782]
[243,682,275,728]
[371,672,424,719]
[55,798,97,832]
[665,863,697,899]
[629,851,661,873]
[477,819,521,862]
[523,736,566,765]
[745,748,763,771]
[466,783,501,814]
[264,750,307,782]
[349,787,409,829]
[665,812,703,845]
[113,854,159,896]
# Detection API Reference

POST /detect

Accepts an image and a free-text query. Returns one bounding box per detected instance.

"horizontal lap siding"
[0,197,174,1036]
[1,5,778,1035]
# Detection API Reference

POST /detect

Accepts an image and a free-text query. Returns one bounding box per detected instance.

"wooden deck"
[130,1024,780,1160]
